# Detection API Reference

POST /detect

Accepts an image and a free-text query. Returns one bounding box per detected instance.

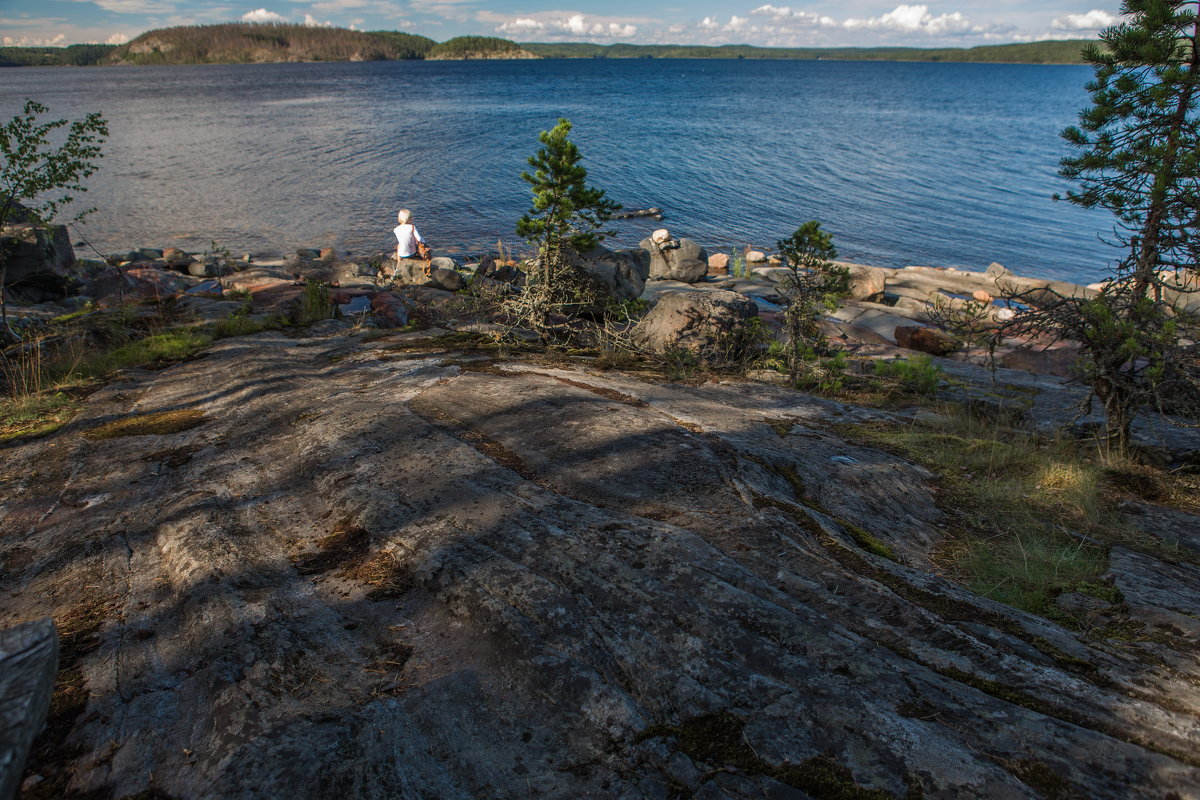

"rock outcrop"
[641,234,708,283]
[2,331,1198,799]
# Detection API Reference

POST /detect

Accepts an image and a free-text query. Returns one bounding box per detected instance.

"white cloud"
[724,15,747,32]
[303,13,333,26]
[91,0,176,13]
[242,7,288,22]
[843,4,976,35]
[497,17,545,33]
[489,11,639,40]
[3,33,67,46]
[1052,9,1120,30]
[698,16,719,31]
[751,5,836,27]
[106,32,130,44]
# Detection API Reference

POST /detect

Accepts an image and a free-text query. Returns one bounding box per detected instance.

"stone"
[88,266,195,307]
[708,253,730,270]
[178,296,246,322]
[640,236,708,284]
[998,345,1082,378]
[745,250,767,263]
[162,247,192,267]
[429,256,458,272]
[370,291,411,328]
[0,211,74,295]
[0,619,58,800]
[844,263,887,302]
[985,262,1012,279]
[972,289,994,304]
[650,228,671,244]
[580,245,650,302]
[391,259,464,292]
[247,283,306,315]
[188,260,218,278]
[319,247,338,261]
[894,325,959,356]
[632,289,758,355]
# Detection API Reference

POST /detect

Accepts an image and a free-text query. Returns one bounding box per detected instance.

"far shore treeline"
[0,23,1094,67]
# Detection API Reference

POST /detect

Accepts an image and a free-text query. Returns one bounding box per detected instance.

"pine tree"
[516,118,618,255]
[1001,0,1200,453]
[776,221,848,385]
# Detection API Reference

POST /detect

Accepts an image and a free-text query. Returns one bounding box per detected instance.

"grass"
[843,407,1124,621]
[0,304,296,445]
[0,391,80,443]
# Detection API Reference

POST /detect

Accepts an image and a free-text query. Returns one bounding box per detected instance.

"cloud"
[1051,9,1120,30]
[843,4,976,35]
[303,13,333,26]
[107,32,130,43]
[90,0,176,13]
[698,16,719,31]
[242,8,288,22]
[750,5,836,27]
[488,11,641,40]
[2,33,67,46]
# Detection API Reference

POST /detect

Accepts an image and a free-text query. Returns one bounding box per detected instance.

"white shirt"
[394,223,424,258]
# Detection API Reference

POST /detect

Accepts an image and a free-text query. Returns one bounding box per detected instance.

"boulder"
[370,291,411,328]
[247,283,306,316]
[640,236,708,283]
[429,256,458,272]
[580,245,650,301]
[330,261,378,285]
[745,250,767,263]
[0,213,74,294]
[162,247,192,268]
[632,289,759,355]
[391,258,464,292]
[894,324,959,356]
[998,344,1082,378]
[89,266,195,308]
[222,267,296,294]
[844,263,887,301]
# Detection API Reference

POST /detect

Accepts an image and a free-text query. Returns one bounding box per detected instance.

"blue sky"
[1,1,1124,48]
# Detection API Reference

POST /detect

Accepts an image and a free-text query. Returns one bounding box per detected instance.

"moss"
[765,417,797,437]
[638,712,901,799]
[837,517,898,561]
[84,409,205,440]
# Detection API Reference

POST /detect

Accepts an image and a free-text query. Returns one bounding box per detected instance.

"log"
[0,619,58,800]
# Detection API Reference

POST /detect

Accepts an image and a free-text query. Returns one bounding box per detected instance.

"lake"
[0,58,1115,283]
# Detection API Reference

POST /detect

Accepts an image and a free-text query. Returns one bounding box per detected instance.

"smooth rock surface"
[2,333,1200,800]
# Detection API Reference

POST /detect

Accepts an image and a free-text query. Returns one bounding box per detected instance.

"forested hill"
[106,25,436,64]
[1,26,1092,67]
[521,39,1092,64]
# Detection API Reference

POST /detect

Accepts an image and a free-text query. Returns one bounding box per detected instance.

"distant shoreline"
[0,27,1094,68]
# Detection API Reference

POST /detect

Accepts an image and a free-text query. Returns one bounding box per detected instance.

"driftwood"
[0,619,58,800]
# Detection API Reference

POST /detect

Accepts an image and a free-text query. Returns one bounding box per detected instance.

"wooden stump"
[0,619,58,800]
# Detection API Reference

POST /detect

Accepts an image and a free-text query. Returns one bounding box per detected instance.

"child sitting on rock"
[392,208,431,280]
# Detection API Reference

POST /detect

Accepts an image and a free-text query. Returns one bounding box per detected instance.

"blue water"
[0,58,1114,282]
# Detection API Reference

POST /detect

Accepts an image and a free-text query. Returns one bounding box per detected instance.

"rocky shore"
[3,219,1200,799]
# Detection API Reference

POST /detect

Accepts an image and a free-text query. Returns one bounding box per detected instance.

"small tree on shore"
[516,118,619,256]
[776,221,849,385]
[512,118,620,335]
[1,99,108,341]
[997,0,1200,454]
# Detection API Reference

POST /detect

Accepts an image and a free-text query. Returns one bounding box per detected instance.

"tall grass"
[847,408,1127,621]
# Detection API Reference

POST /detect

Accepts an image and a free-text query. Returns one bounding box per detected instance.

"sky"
[1,0,1125,49]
